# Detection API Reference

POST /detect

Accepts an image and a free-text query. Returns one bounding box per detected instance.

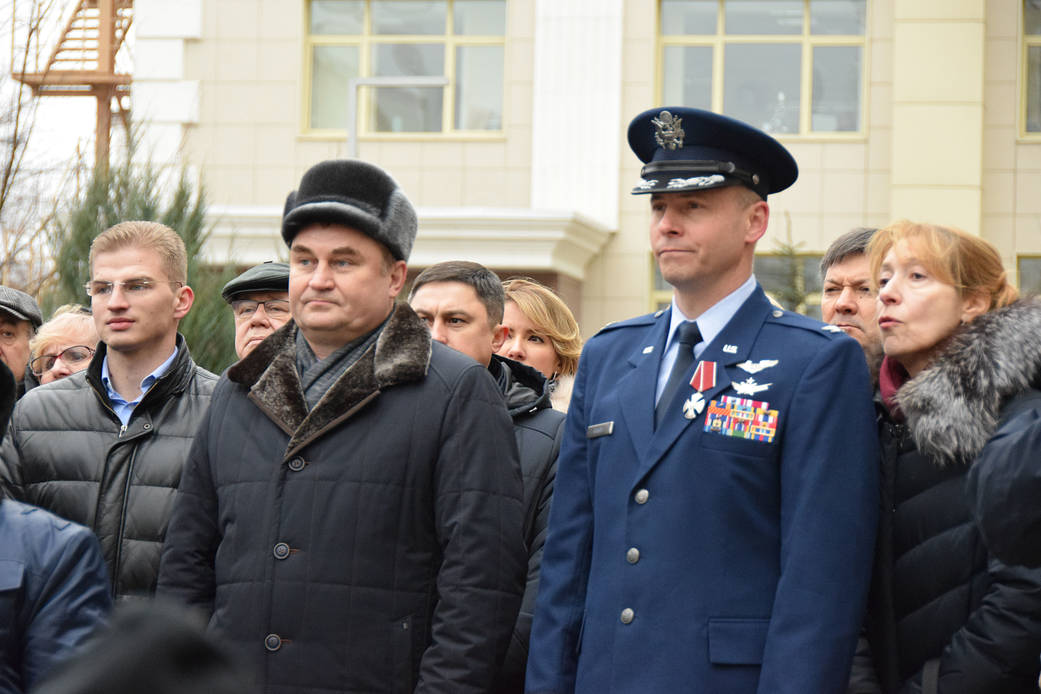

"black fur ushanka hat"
[281,159,417,261]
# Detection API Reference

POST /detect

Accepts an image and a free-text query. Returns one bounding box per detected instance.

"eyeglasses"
[30,345,95,376]
[84,279,183,298]
[231,299,291,321]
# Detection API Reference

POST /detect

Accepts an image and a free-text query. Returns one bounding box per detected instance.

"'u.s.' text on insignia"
[635,178,658,191]
[732,378,771,396]
[667,175,725,190]
[821,324,844,333]
[642,345,654,354]
[652,111,685,150]
[737,359,779,374]
[683,392,706,420]
[689,360,717,392]
[722,344,738,354]
[704,395,779,443]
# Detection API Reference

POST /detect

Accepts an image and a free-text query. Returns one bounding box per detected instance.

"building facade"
[132,0,1041,333]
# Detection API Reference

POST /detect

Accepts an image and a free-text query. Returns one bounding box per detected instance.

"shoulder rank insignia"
[732,378,771,396]
[821,324,844,333]
[737,359,778,374]
[652,111,685,150]
[704,395,779,443]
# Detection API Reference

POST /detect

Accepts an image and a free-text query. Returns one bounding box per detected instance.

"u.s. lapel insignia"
[821,324,844,333]
[737,359,779,374]
[733,378,771,396]
[683,392,706,419]
[689,360,717,392]
[642,345,654,354]
[652,111,685,150]
[722,344,738,354]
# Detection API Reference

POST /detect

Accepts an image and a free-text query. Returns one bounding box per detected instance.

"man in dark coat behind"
[158,159,526,693]
[409,260,565,693]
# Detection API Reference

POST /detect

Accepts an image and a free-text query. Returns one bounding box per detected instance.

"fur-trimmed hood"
[227,302,431,457]
[895,297,1041,466]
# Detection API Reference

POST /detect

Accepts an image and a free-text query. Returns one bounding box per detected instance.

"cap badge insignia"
[737,359,778,374]
[683,392,706,420]
[652,111,685,150]
[733,378,771,396]
[635,178,658,191]
[667,175,725,190]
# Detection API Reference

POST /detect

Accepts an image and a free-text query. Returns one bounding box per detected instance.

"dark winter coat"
[491,356,564,694]
[967,391,1041,568]
[0,498,111,692]
[157,305,526,694]
[862,299,1041,694]
[0,336,217,599]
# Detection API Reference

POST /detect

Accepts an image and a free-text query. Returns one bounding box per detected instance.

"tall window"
[1026,0,1041,133]
[659,0,866,136]
[306,0,506,134]
[1019,256,1041,294]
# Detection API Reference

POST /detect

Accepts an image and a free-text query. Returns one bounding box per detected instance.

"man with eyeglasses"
[221,262,291,358]
[0,221,218,600]
[0,287,43,399]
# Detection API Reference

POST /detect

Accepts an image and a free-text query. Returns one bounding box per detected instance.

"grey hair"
[820,227,878,278]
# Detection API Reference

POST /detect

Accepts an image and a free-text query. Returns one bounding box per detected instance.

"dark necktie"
[655,321,702,428]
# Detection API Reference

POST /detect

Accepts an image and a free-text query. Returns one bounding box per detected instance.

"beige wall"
[173,0,1041,341]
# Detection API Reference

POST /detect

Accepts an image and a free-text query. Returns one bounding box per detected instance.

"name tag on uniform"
[587,421,614,438]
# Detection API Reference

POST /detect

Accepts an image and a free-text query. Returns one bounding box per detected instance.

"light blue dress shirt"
[654,274,758,404]
[101,346,179,426]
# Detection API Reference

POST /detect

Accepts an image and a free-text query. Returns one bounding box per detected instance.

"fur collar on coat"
[227,302,431,455]
[895,297,1041,466]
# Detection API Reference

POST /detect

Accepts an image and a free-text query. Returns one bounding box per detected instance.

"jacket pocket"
[392,613,418,694]
[0,560,24,591]
[708,617,769,665]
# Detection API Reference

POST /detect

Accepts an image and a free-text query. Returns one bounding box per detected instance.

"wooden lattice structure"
[12,0,133,170]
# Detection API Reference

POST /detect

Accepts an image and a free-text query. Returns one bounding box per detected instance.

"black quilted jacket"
[0,335,216,599]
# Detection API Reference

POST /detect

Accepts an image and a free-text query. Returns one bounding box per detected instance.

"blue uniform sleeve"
[525,348,594,694]
[22,522,111,689]
[757,336,880,693]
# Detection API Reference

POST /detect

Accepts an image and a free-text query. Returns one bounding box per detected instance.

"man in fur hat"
[158,160,526,693]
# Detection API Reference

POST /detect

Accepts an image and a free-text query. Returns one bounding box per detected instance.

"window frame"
[1022,1,1041,138]
[301,0,508,140]
[656,0,870,140]
[1017,254,1041,293]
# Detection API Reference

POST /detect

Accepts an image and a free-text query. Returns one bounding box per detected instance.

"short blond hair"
[867,220,1018,312]
[89,221,188,284]
[502,278,583,377]
[29,305,99,361]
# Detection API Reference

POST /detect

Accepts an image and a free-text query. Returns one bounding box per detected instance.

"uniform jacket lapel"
[635,287,773,485]
[616,313,670,468]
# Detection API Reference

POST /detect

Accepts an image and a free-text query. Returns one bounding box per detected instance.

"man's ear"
[744,200,769,245]
[173,285,195,320]
[388,260,408,298]
[491,324,508,352]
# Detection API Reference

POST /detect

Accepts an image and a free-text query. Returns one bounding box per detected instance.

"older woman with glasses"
[28,305,99,385]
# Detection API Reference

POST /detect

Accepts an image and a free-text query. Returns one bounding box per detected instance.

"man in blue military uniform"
[526,107,880,694]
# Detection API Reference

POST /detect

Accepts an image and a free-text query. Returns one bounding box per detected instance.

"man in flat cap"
[0,286,43,398]
[527,108,879,693]
[221,262,291,358]
[159,159,526,693]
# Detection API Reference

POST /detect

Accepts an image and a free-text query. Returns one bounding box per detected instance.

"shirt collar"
[101,345,179,403]
[665,274,758,352]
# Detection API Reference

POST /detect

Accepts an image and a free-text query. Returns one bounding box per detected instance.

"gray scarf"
[295,313,390,410]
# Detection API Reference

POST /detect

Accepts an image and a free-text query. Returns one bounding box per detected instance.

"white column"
[530,0,624,230]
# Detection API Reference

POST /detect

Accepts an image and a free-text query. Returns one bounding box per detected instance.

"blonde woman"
[28,305,99,385]
[498,278,582,411]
